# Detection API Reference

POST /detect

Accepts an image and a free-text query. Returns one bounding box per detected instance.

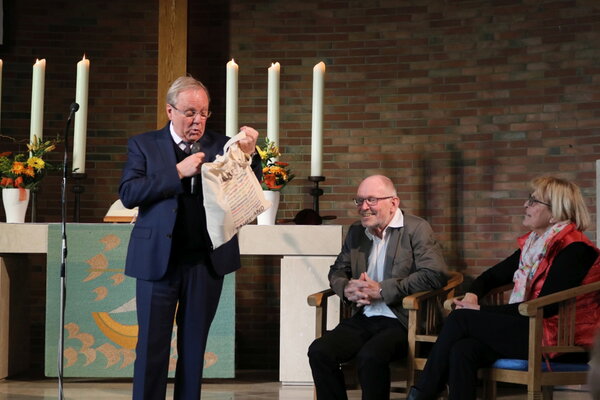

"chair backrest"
[479,283,513,306]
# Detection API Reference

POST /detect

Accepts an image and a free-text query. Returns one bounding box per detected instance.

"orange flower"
[23,166,36,177]
[14,176,24,188]
[11,161,26,175]
[264,174,277,189]
[0,177,14,187]
[14,177,27,201]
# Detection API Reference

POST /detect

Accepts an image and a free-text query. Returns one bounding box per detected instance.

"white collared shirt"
[363,208,404,318]
[169,122,189,151]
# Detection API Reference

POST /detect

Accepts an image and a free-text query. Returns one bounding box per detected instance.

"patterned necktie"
[182,142,191,154]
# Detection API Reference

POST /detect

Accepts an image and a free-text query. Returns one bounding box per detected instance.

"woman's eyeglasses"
[527,194,551,208]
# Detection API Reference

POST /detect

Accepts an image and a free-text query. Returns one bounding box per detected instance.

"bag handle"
[223,130,248,154]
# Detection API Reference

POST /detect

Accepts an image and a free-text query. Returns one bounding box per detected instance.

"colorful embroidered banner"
[45,223,234,378]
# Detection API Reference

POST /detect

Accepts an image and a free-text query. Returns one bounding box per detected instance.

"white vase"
[256,190,280,225]
[2,188,30,223]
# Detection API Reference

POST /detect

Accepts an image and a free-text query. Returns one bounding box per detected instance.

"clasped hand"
[344,272,382,306]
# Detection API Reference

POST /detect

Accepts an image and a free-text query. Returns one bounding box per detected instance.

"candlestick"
[267,62,280,149]
[311,61,325,176]
[226,59,239,137]
[30,59,46,143]
[308,175,325,215]
[73,55,90,173]
[30,187,38,223]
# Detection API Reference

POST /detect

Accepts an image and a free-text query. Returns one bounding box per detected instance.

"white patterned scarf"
[509,221,569,304]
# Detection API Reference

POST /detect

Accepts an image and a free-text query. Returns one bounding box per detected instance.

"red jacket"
[517,223,600,357]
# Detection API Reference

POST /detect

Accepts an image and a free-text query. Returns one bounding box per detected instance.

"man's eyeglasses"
[353,196,394,207]
[527,194,551,208]
[170,105,212,120]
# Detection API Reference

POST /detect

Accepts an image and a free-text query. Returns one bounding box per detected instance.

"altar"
[0,223,342,384]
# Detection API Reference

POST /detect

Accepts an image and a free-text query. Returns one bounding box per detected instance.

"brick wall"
[2,0,600,372]
[227,0,600,368]
[0,0,158,222]
[227,0,600,261]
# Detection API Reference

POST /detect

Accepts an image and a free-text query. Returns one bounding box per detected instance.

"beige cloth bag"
[201,131,271,248]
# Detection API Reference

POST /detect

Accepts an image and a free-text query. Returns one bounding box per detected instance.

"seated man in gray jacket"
[308,174,448,400]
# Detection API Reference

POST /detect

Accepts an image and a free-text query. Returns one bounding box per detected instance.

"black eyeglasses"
[353,196,394,207]
[170,105,211,120]
[527,194,551,208]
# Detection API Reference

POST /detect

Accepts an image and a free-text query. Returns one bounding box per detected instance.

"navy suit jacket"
[119,124,261,281]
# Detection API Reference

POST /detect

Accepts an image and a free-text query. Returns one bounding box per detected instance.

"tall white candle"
[30,59,46,143]
[225,59,239,138]
[310,61,325,177]
[267,62,280,149]
[73,55,90,174]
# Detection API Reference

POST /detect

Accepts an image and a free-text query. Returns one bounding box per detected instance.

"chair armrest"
[443,295,464,311]
[444,282,515,311]
[403,271,464,310]
[518,280,600,317]
[307,288,336,307]
[403,290,435,310]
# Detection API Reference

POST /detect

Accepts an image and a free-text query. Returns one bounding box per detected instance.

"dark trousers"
[308,312,408,400]
[415,309,529,400]
[132,256,224,400]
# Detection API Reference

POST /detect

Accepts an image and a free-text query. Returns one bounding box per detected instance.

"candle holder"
[71,172,87,222]
[30,186,39,223]
[308,175,325,215]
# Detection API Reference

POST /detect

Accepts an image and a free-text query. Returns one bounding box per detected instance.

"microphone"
[68,102,80,122]
[190,141,202,195]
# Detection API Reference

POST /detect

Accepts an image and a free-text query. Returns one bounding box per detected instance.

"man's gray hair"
[166,76,211,106]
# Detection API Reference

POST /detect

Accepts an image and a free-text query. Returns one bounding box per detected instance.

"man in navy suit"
[119,76,261,400]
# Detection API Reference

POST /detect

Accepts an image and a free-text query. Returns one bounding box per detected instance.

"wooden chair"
[307,270,463,393]
[404,271,464,389]
[444,280,600,400]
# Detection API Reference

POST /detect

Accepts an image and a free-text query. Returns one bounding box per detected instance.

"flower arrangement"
[256,138,294,191]
[0,135,59,192]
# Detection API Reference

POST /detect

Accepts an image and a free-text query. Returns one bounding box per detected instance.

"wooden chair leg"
[542,386,553,400]
[526,390,543,400]
[483,378,496,400]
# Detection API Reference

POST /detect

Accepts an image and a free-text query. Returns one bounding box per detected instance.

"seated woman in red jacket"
[408,175,600,400]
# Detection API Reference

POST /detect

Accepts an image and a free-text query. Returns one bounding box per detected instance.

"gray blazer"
[329,211,448,328]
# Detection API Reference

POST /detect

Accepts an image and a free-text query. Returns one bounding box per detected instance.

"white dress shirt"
[363,208,404,319]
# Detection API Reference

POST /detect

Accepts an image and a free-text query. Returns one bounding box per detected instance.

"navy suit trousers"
[132,256,224,400]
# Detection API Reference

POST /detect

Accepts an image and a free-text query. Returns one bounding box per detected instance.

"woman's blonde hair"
[531,176,590,231]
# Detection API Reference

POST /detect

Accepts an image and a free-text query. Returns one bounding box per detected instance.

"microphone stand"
[58,102,78,400]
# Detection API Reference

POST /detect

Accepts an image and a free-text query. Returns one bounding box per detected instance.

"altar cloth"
[44,223,234,378]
